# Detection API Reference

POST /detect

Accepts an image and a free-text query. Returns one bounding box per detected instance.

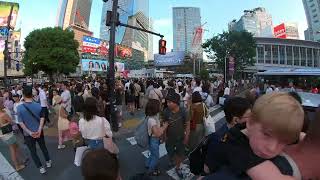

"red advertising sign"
[274,23,287,39]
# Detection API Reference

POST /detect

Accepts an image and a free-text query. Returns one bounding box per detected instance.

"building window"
[279,46,285,64]
[272,45,279,64]
[293,47,300,66]
[257,45,264,63]
[312,9,317,13]
[265,45,271,64]
[300,47,306,66]
[314,49,319,67]
[286,46,293,65]
[310,3,315,7]
[314,20,319,23]
[307,48,313,67]
[313,14,318,18]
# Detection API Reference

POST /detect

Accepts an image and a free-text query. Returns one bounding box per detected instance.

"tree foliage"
[199,69,209,80]
[202,31,256,75]
[23,27,79,79]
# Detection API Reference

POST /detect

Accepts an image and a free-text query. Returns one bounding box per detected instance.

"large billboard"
[154,51,185,66]
[81,59,109,72]
[0,2,19,29]
[274,23,287,39]
[82,36,109,56]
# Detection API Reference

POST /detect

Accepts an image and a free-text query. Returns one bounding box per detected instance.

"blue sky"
[7,0,307,54]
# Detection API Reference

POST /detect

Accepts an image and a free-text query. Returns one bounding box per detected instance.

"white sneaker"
[58,144,66,149]
[118,123,122,128]
[39,167,46,174]
[46,160,52,168]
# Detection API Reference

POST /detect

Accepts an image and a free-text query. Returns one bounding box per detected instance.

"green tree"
[23,27,79,81]
[199,69,209,80]
[202,31,256,76]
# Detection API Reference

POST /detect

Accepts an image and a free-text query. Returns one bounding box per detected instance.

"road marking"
[142,143,167,159]
[166,163,194,180]
[126,137,137,145]
[213,111,225,123]
[0,152,24,180]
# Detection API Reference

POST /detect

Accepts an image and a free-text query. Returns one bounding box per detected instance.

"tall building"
[173,7,201,54]
[56,0,92,30]
[100,0,152,61]
[302,0,320,41]
[229,7,273,37]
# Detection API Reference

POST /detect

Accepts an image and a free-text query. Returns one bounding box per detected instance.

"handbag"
[101,117,119,154]
[74,146,90,167]
[59,107,70,131]
[202,103,216,136]
[1,123,13,134]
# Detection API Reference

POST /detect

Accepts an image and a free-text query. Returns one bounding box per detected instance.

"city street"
[0,105,225,180]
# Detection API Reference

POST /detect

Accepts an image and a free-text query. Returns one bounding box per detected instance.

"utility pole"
[3,5,14,88]
[107,0,119,132]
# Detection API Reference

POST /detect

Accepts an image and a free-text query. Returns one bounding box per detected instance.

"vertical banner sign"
[228,56,235,76]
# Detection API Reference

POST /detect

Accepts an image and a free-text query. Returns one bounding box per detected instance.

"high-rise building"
[173,7,201,54]
[228,7,273,37]
[100,0,151,61]
[56,0,92,30]
[302,0,320,42]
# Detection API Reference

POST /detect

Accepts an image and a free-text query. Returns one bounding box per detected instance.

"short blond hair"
[252,92,304,143]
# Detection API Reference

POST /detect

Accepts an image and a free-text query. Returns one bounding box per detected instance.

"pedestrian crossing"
[0,152,24,180]
[125,105,226,179]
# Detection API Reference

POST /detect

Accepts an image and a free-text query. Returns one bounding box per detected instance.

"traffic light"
[159,39,166,55]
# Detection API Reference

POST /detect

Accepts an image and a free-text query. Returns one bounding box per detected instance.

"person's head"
[12,94,20,102]
[83,97,98,121]
[196,79,201,87]
[145,99,161,117]
[95,62,100,69]
[52,89,58,96]
[191,91,202,104]
[247,92,304,159]
[89,61,93,68]
[23,85,33,99]
[166,92,180,111]
[224,97,252,126]
[61,82,69,91]
[82,149,120,180]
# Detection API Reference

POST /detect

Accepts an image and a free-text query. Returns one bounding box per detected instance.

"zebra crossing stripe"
[0,152,24,180]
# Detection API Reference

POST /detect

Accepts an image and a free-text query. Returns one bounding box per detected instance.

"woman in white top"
[79,97,112,150]
[146,99,168,176]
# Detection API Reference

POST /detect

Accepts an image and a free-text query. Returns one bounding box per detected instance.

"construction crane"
[75,9,88,29]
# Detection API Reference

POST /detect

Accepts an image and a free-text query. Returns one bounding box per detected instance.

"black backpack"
[73,95,84,113]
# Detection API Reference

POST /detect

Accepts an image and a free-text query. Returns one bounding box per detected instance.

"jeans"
[41,107,50,124]
[87,139,104,150]
[146,137,160,172]
[24,133,50,168]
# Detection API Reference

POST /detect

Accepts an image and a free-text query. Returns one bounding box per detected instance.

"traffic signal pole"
[105,0,165,132]
[108,0,119,132]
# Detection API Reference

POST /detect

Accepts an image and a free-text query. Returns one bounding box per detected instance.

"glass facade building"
[100,0,151,60]
[303,0,320,42]
[173,7,201,54]
[254,37,320,70]
[56,0,92,30]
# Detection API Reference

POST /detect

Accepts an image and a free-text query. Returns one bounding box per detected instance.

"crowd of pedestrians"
[0,76,318,180]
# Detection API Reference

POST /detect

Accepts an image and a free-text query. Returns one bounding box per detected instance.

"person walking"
[134,80,141,111]
[17,86,51,174]
[145,99,168,176]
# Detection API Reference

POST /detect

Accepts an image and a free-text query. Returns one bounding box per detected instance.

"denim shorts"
[2,133,17,145]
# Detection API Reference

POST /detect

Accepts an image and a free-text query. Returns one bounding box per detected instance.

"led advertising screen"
[82,36,109,56]
[81,59,109,72]
[154,51,185,66]
[0,2,19,29]
[274,23,287,39]
[116,45,132,59]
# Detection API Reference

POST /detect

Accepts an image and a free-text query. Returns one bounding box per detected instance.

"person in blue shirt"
[17,85,51,174]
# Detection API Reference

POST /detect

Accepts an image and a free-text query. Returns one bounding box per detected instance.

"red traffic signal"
[159,39,166,55]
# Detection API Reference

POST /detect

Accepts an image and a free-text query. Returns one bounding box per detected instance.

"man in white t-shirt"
[38,85,51,125]
[60,82,72,114]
